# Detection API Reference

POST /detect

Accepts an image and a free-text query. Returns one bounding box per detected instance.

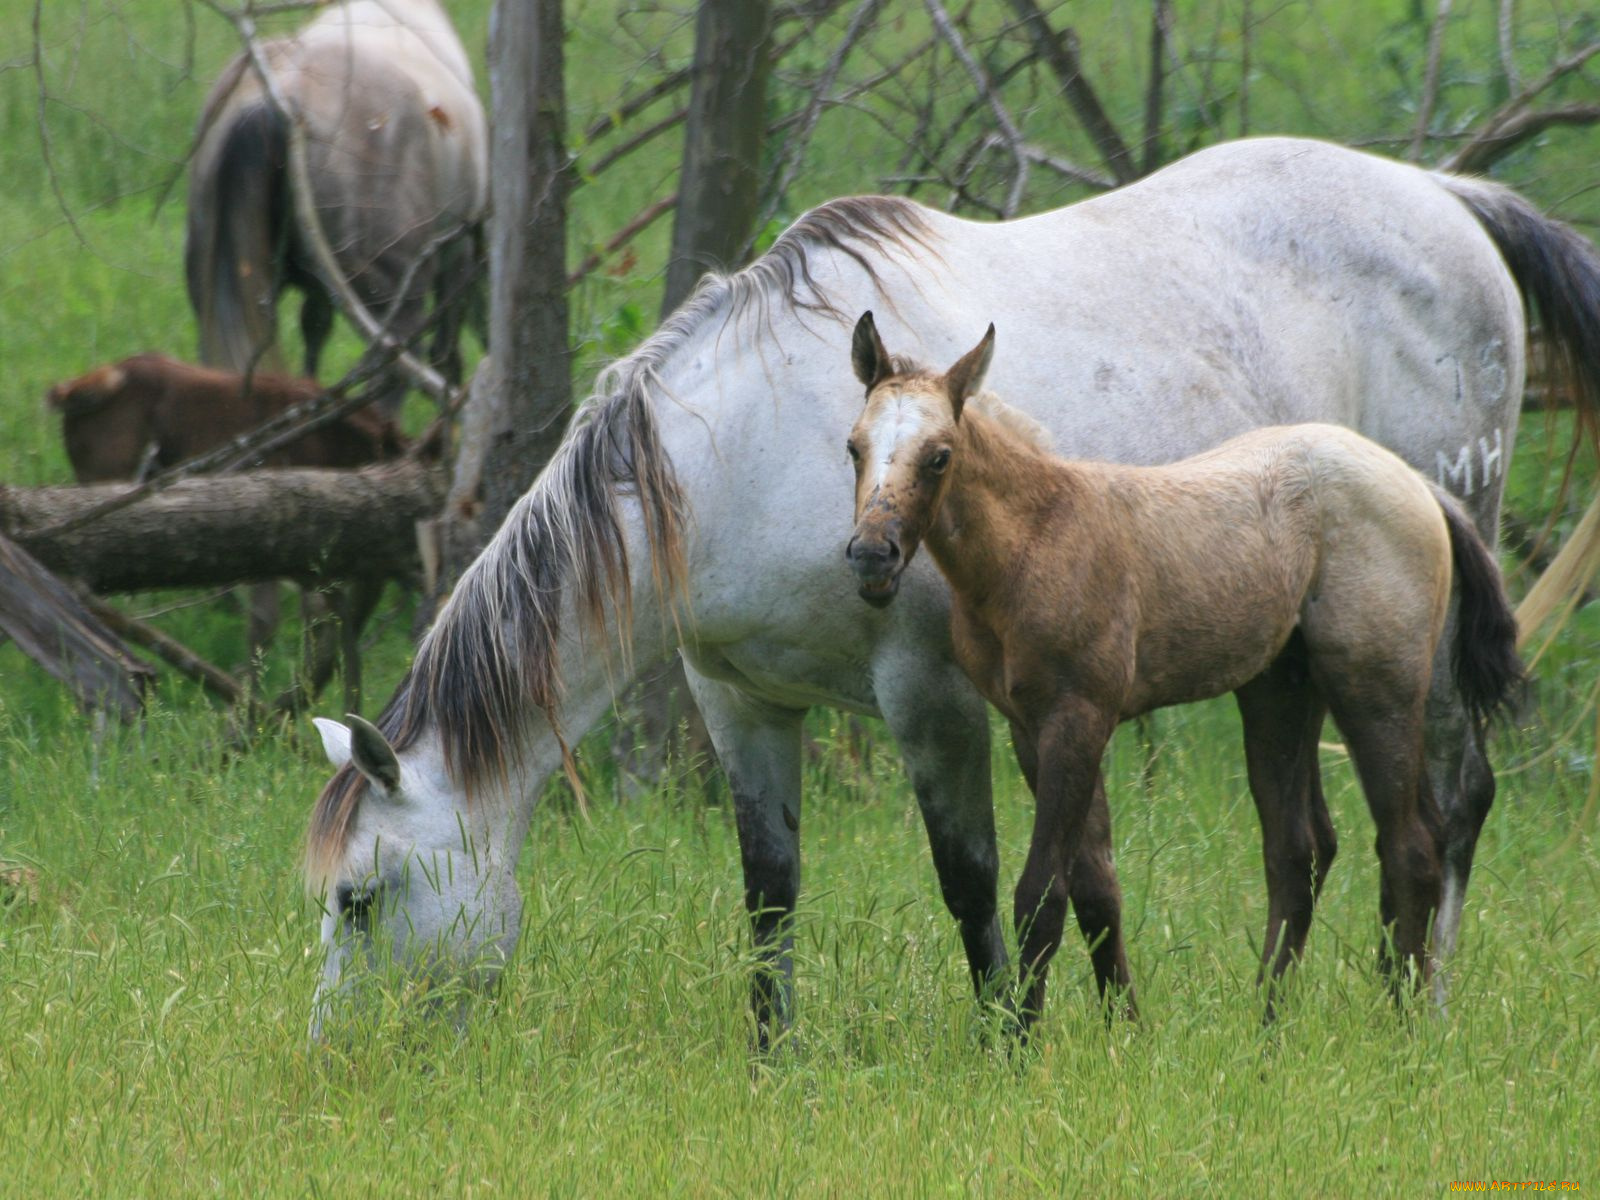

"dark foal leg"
[1012,699,1114,1031]
[1326,698,1444,996]
[300,289,335,379]
[1234,651,1336,1020]
[682,666,804,1051]
[337,578,386,714]
[1009,719,1134,1020]
[1069,773,1137,1019]
[371,294,428,418]
[426,242,476,387]
[245,584,280,683]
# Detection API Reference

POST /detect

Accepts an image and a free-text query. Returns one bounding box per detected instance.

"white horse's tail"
[184,90,287,374]
[1438,174,1600,644]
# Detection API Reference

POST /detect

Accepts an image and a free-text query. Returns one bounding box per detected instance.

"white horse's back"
[651,139,1524,709]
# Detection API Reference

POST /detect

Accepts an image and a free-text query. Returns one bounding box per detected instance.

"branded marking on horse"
[1436,427,1504,495]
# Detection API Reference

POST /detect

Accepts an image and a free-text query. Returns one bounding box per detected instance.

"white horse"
[308,137,1600,1041]
[187,0,488,413]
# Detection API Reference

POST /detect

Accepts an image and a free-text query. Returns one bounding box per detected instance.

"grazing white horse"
[307,137,1600,1042]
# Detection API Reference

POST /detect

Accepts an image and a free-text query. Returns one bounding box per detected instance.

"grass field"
[2,2,1598,1195]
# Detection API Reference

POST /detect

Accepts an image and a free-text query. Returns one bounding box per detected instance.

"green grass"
[2,700,1596,1194]
[2,1,1598,1194]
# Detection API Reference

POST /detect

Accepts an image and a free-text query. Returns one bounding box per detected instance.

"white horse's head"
[307,715,523,1040]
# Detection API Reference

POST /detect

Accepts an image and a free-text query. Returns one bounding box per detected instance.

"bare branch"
[925,0,1029,216]
[1024,145,1115,191]
[1441,102,1600,173]
[31,0,89,249]
[575,2,844,152]
[81,594,247,708]
[1411,0,1455,161]
[1498,0,1519,94]
[1439,39,1600,171]
[760,0,885,229]
[580,66,694,147]
[1238,0,1252,137]
[580,105,688,183]
[1005,0,1137,185]
[566,193,679,288]
[238,0,327,16]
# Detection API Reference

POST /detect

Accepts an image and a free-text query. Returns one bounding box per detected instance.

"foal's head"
[844,311,994,606]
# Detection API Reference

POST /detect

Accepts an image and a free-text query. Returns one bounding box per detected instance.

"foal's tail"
[184,90,287,373]
[1431,484,1524,725]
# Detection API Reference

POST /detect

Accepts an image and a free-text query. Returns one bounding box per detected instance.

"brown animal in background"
[46,353,405,483]
[46,353,409,712]
[843,312,1522,1032]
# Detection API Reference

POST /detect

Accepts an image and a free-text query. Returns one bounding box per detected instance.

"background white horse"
[308,137,1600,1041]
[186,0,487,412]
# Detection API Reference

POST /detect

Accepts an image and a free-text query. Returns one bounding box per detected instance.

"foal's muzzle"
[846,530,903,607]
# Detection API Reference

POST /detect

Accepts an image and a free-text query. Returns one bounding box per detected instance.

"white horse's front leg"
[873,649,1009,1004]
[682,663,805,1051]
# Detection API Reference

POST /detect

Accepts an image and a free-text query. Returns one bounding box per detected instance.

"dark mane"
[307,194,934,880]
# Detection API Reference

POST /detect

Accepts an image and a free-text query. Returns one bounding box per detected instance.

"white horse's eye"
[927,448,951,473]
[336,881,378,931]
[846,440,861,463]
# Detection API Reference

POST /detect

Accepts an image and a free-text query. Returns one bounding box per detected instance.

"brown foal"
[842,312,1521,1029]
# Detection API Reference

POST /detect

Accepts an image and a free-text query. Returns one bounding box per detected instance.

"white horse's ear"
[312,717,352,768]
[851,311,894,392]
[345,713,402,795]
[945,323,995,420]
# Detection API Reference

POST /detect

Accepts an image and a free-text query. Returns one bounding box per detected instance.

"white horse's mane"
[309,195,935,876]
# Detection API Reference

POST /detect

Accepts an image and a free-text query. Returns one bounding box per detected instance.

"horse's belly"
[1124,611,1299,717]
[685,637,880,715]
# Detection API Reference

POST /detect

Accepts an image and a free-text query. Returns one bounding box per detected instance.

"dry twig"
[925,0,1029,215]
[1411,0,1455,161]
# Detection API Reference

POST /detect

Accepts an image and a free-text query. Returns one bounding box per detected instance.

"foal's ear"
[945,324,995,421]
[345,713,402,794]
[851,311,894,392]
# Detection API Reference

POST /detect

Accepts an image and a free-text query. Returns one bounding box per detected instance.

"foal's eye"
[927,448,952,473]
[846,441,861,464]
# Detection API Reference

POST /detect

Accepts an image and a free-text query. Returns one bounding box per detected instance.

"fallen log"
[80,594,247,708]
[0,533,155,719]
[0,461,447,593]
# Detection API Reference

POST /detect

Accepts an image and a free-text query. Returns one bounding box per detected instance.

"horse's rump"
[185,0,487,384]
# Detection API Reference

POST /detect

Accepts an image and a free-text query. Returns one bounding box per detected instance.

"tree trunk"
[661,0,776,307]
[437,0,573,588]
[0,462,445,592]
[617,0,775,798]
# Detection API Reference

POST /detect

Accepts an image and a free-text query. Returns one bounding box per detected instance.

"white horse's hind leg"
[873,653,1009,1004]
[682,665,805,1051]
